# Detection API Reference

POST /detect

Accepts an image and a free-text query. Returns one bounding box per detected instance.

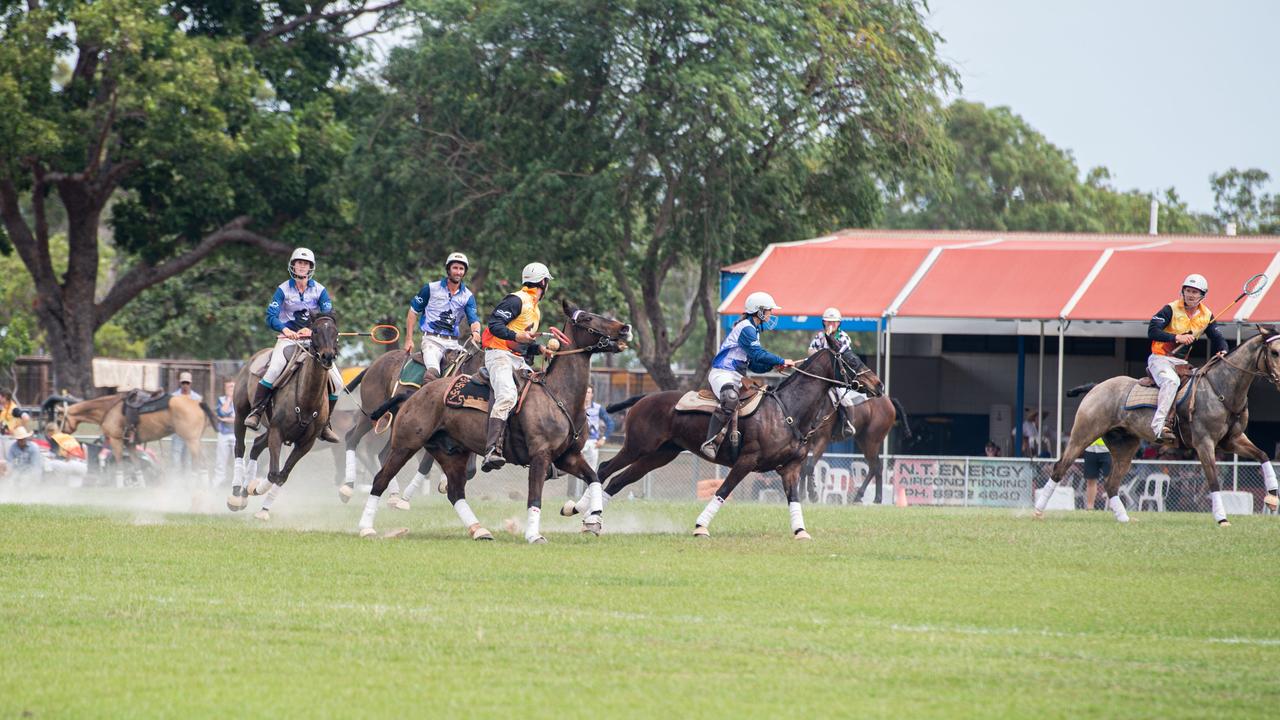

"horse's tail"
[345,368,368,393]
[370,393,409,422]
[198,401,220,430]
[890,396,913,440]
[606,394,648,414]
[1066,382,1097,398]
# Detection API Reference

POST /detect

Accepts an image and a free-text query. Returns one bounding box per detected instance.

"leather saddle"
[122,389,170,443]
[443,368,533,413]
[676,378,768,417]
[1137,362,1195,388]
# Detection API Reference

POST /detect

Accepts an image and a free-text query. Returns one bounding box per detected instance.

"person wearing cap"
[244,246,345,442]
[5,425,43,485]
[700,291,795,459]
[807,307,868,436]
[399,252,481,392]
[479,262,554,472]
[168,370,204,472]
[1147,273,1227,443]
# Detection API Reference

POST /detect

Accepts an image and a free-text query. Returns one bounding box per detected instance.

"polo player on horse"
[808,306,869,437]
[243,247,345,442]
[480,261,555,472]
[700,291,795,459]
[1148,273,1227,443]
[400,251,482,391]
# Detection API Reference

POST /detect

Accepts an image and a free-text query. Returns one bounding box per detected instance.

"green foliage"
[93,322,146,358]
[889,101,1212,233]
[0,314,35,380]
[1210,167,1280,234]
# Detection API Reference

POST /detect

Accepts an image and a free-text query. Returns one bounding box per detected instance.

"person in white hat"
[807,307,868,436]
[479,262,554,473]
[400,251,482,389]
[167,370,204,472]
[5,425,43,485]
[700,291,794,459]
[1147,273,1227,444]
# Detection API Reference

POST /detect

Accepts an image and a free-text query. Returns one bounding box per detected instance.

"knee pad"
[719,387,740,413]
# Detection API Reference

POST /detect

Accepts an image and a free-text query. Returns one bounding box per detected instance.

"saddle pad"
[398,356,428,388]
[130,393,171,416]
[675,390,766,417]
[1122,384,1160,410]
[445,374,492,412]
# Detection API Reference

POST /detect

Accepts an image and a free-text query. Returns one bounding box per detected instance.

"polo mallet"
[339,324,401,345]
[1172,273,1268,358]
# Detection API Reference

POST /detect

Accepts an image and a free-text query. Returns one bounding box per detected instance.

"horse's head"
[819,333,882,397]
[1257,325,1280,390]
[310,312,339,368]
[60,405,82,434]
[560,299,632,353]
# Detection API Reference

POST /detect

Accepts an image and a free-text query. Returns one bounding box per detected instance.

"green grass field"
[1,499,1278,718]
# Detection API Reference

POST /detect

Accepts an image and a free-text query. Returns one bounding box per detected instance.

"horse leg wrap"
[789,501,806,534]
[587,482,605,517]
[1108,495,1130,523]
[454,499,480,529]
[1211,491,1227,524]
[359,494,379,530]
[525,506,543,543]
[1034,480,1058,513]
[403,472,428,501]
[233,456,245,491]
[697,495,725,528]
[1262,462,1277,493]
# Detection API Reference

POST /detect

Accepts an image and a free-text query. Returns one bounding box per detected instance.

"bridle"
[546,310,632,359]
[300,315,339,369]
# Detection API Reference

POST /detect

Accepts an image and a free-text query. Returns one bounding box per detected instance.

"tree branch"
[95,217,292,326]
[0,177,59,299]
[252,1,406,48]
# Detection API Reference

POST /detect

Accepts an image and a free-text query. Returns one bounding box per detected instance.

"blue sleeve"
[601,407,614,435]
[409,283,432,314]
[266,287,286,331]
[465,295,479,325]
[318,288,333,314]
[738,324,785,368]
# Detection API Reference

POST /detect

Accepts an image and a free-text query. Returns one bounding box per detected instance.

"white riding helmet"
[289,247,316,281]
[1182,273,1208,294]
[522,262,553,285]
[445,252,469,272]
[744,291,781,315]
[822,307,842,323]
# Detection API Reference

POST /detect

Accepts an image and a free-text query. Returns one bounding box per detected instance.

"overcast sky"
[927,0,1279,212]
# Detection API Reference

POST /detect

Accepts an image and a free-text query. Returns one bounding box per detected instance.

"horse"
[355,300,631,542]
[1035,326,1280,524]
[61,392,218,485]
[225,312,341,518]
[565,337,878,539]
[338,345,483,508]
[802,394,912,505]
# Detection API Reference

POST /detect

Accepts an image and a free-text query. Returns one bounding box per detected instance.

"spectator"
[1082,437,1111,510]
[1,388,31,435]
[169,371,202,473]
[43,422,87,481]
[211,380,236,489]
[6,426,43,484]
[984,441,1001,457]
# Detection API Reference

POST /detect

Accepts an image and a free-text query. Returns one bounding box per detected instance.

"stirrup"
[699,438,719,459]
[243,411,263,431]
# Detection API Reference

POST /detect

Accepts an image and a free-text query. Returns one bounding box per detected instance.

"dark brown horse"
[338,345,482,508]
[355,300,631,541]
[567,339,881,539]
[226,312,340,518]
[803,394,912,505]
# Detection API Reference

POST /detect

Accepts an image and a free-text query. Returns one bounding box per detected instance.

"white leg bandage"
[697,495,725,527]
[246,458,259,483]
[1109,495,1130,523]
[789,501,806,533]
[387,478,401,496]
[359,494,379,530]
[403,472,428,501]
[525,506,542,543]
[587,482,604,516]
[344,449,357,485]
[1035,480,1058,513]
[232,456,245,491]
[1262,462,1278,493]
[1211,491,1227,523]
[453,499,479,529]
[262,483,281,510]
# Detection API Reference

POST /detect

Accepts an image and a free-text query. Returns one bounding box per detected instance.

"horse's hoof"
[528,535,547,544]
[387,494,411,511]
[1032,509,1044,520]
[560,500,579,517]
[359,527,377,539]
[437,478,448,494]
[582,520,602,536]
[794,529,812,541]
[383,527,409,539]
[1218,519,1232,527]
[338,483,353,503]
[471,527,494,541]
[692,526,710,538]
[226,495,246,512]
[253,510,270,522]
[1264,494,1278,511]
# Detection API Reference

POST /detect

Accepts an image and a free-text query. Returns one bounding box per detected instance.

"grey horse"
[1035,326,1280,524]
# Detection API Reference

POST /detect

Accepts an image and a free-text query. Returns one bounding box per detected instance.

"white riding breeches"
[707,368,743,400]
[420,334,463,374]
[485,349,529,421]
[830,386,868,408]
[1148,354,1187,433]
[261,338,344,397]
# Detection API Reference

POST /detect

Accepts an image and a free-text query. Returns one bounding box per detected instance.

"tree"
[1210,167,1280,234]
[0,1,401,395]
[349,0,954,388]
[888,101,1210,233]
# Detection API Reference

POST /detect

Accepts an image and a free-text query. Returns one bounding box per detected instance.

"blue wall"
[719,270,880,332]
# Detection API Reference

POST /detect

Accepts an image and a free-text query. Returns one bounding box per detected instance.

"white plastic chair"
[820,468,851,505]
[1137,472,1169,512]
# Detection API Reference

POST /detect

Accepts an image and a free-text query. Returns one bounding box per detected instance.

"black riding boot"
[319,395,340,443]
[481,417,507,472]
[699,412,729,460]
[243,384,273,430]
